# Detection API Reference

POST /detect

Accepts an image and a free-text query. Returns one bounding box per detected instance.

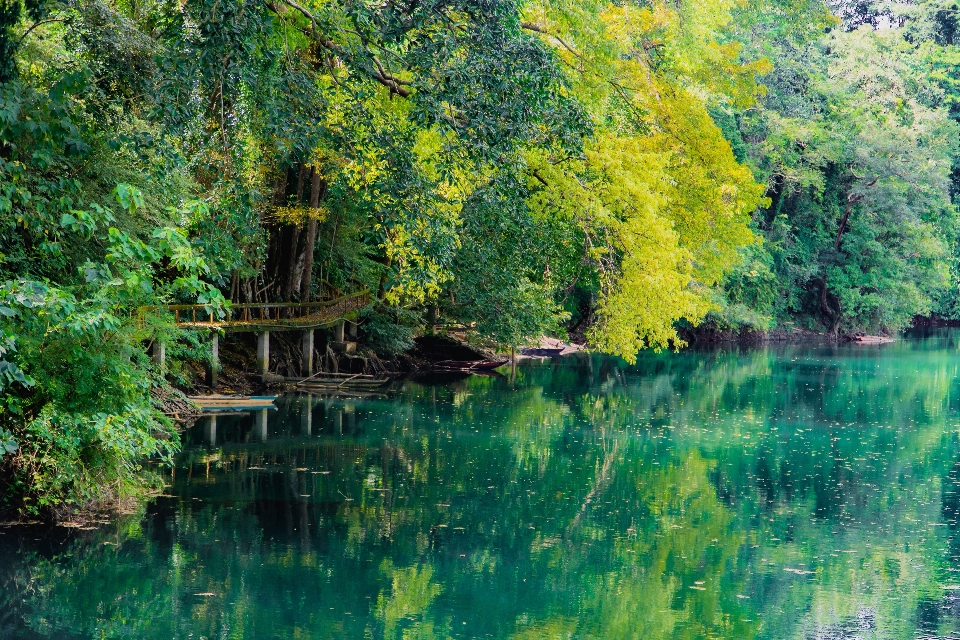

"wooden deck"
[149,291,371,331]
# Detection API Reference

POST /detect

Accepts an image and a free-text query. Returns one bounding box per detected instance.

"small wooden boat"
[297,381,390,392]
[298,379,388,387]
[298,389,389,399]
[294,373,391,391]
[433,359,508,371]
[189,395,278,412]
[853,335,895,345]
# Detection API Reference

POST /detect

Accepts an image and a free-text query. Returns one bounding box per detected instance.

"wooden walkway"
[157,291,370,331]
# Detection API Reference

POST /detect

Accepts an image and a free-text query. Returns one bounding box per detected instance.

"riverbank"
[0,320,913,524]
[682,322,904,345]
[181,322,908,399]
[176,333,503,397]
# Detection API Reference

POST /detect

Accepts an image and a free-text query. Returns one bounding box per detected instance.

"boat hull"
[433,360,508,371]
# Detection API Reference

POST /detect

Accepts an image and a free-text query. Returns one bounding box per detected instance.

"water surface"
[5,333,960,638]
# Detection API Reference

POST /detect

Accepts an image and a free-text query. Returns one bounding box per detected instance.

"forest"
[1,0,959,513]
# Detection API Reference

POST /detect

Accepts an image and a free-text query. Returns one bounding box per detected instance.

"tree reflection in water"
[4,332,960,638]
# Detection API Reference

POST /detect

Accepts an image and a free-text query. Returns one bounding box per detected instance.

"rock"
[331,341,357,355]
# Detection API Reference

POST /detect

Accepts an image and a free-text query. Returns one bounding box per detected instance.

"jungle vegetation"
[1,0,960,513]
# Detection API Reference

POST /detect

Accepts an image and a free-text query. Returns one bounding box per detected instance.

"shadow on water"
[6,332,960,637]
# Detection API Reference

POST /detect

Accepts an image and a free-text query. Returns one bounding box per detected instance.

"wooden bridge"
[162,291,370,331]
[149,291,372,384]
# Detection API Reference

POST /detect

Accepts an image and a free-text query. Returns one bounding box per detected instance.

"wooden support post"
[153,341,166,373]
[347,321,358,340]
[302,329,314,376]
[333,409,343,436]
[257,331,270,375]
[206,415,217,447]
[334,321,345,342]
[255,408,268,441]
[344,403,355,433]
[208,332,219,387]
[301,395,313,436]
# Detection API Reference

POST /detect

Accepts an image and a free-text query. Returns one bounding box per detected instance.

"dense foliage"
[2,0,960,513]
[714,0,960,334]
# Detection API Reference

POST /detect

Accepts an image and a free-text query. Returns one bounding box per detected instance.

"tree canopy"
[2,0,960,512]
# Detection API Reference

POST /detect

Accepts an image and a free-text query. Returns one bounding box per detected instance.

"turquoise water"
[5,333,960,638]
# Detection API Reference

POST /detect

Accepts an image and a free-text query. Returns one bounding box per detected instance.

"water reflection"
[5,334,960,637]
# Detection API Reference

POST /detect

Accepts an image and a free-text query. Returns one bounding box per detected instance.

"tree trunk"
[834,196,856,251]
[293,251,305,298]
[282,224,303,302]
[277,163,313,303]
[301,169,322,302]
[264,170,289,302]
[242,277,254,303]
[820,277,835,320]
[821,185,871,332]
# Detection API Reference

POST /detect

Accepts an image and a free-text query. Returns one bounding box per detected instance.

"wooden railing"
[153,291,371,330]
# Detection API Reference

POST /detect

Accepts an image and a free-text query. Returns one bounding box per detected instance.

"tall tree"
[713,4,959,335]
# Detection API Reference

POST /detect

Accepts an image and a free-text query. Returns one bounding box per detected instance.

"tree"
[0,1,222,513]
[715,9,959,335]
[517,0,770,359]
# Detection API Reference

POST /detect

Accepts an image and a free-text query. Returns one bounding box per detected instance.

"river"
[5,331,960,638]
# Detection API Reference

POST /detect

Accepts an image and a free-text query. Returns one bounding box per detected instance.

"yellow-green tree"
[521,0,770,360]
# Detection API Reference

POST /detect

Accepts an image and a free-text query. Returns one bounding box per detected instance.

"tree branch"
[521,22,583,59]
[16,15,67,47]
[266,0,412,97]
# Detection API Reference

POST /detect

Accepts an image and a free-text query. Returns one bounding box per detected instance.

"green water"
[7,333,960,638]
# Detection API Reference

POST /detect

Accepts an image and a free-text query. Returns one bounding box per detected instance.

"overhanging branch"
[266,0,412,97]
[521,22,583,60]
